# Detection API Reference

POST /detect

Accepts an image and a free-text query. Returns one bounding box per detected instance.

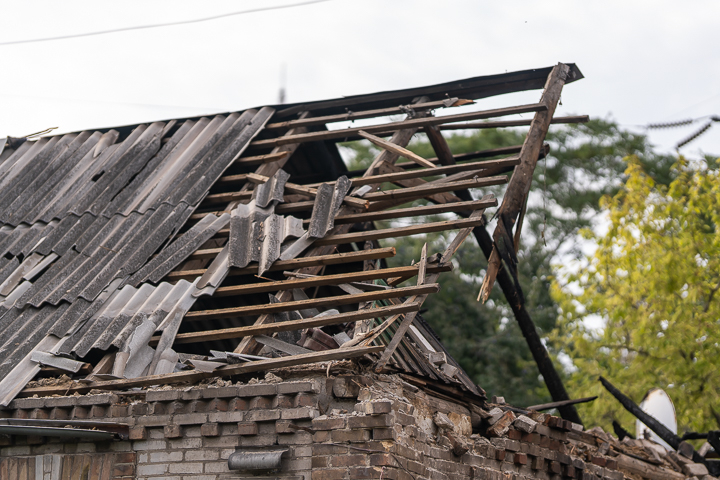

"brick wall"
[0,372,632,480]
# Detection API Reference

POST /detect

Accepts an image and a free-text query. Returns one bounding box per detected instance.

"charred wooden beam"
[599,376,705,463]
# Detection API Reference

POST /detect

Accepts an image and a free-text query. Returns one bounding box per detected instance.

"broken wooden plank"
[18,346,384,396]
[213,264,450,297]
[320,198,497,225]
[156,302,420,345]
[437,114,590,131]
[479,64,569,302]
[186,283,440,320]
[362,175,507,203]
[358,130,436,168]
[265,98,473,129]
[251,103,547,148]
[169,247,396,280]
[233,151,289,165]
[312,216,487,246]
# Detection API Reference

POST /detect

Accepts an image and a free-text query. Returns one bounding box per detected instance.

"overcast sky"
[2,0,718,156]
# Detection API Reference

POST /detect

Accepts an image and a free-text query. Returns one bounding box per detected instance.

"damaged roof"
[0,63,585,406]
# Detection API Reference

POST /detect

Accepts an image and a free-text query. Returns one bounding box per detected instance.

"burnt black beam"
[599,376,705,464]
[473,224,583,426]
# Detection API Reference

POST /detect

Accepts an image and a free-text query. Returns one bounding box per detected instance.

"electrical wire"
[0,0,336,46]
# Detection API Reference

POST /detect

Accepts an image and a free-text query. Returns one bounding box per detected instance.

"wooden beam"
[265,98,474,129]
[312,216,487,246]
[437,115,590,131]
[185,283,440,320]
[213,264,450,297]
[362,176,507,203]
[168,247,396,280]
[18,346,384,396]
[233,151,289,165]
[358,130,436,168]
[251,103,547,148]
[599,376,705,463]
[157,302,421,345]
[311,198,498,225]
[480,64,570,302]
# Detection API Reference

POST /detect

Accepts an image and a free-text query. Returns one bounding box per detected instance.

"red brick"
[312,456,330,468]
[507,429,522,440]
[228,398,249,411]
[312,416,346,431]
[347,414,393,429]
[521,432,541,444]
[164,425,183,438]
[370,454,397,466]
[249,396,273,410]
[206,398,228,412]
[606,459,618,470]
[112,464,135,477]
[514,453,528,465]
[495,450,506,461]
[349,466,392,479]
[532,456,545,470]
[295,392,317,408]
[113,452,136,464]
[201,423,220,437]
[275,420,296,434]
[372,428,394,440]
[312,468,347,480]
[128,426,146,440]
[332,429,371,443]
[272,395,294,409]
[564,465,577,478]
[237,422,258,435]
[332,454,367,467]
[549,461,562,474]
[591,456,606,467]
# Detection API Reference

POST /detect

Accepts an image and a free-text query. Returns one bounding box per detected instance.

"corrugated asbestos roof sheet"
[0,107,275,403]
[0,64,579,404]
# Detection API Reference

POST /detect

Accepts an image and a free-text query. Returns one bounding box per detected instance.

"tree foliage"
[552,157,720,434]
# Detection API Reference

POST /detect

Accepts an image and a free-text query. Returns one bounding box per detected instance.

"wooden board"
[185,284,440,320]
[158,302,421,345]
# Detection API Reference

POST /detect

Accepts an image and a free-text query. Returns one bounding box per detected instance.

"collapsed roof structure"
[0,63,583,404]
[1,62,708,480]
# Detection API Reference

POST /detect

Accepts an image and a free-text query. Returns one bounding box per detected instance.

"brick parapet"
[0,373,652,480]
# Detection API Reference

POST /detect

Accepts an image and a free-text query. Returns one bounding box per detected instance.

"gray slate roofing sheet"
[0,107,274,396]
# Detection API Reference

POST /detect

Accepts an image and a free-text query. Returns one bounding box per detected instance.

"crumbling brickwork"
[0,371,674,480]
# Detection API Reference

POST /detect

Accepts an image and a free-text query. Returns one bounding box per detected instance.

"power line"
[0,0,336,46]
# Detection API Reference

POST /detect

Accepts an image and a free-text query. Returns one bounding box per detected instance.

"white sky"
[1,0,719,156]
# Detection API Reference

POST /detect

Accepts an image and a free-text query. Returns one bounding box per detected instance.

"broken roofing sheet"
[0,64,585,406]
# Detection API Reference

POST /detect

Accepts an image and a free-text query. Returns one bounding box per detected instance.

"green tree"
[552,156,720,435]
[339,119,674,407]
